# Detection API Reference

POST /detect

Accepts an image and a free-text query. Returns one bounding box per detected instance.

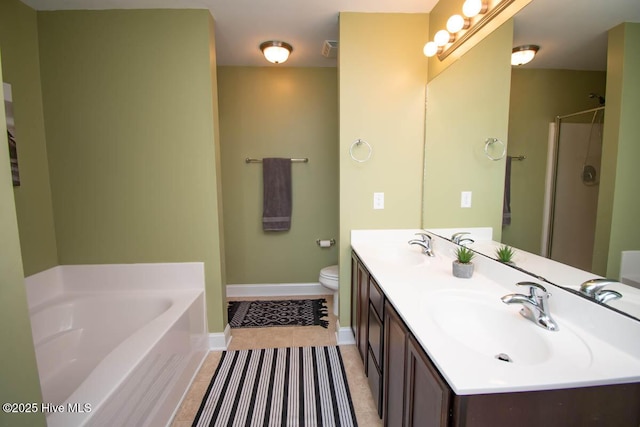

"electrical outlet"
[374,192,384,210]
[461,191,472,208]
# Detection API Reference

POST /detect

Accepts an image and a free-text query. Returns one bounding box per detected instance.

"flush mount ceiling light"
[260,40,293,64]
[511,45,539,66]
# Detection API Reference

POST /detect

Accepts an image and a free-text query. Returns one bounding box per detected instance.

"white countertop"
[351,229,640,395]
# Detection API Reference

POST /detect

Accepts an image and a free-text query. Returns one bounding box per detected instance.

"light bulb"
[446,15,466,33]
[263,46,290,64]
[434,30,452,47]
[423,41,439,57]
[463,0,484,18]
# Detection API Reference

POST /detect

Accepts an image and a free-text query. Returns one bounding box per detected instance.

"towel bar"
[245,157,309,163]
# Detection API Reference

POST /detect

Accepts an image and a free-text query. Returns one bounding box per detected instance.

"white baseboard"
[226,282,328,298]
[209,324,232,350]
[335,320,356,345]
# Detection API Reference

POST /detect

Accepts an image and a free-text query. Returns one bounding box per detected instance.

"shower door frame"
[541,106,605,259]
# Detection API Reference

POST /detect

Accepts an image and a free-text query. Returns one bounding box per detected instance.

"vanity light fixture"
[260,40,293,64]
[511,44,539,66]
[434,29,454,46]
[462,0,488,18]
[446,14,470,34]
[423,41,442,57]
[423,0,516,60]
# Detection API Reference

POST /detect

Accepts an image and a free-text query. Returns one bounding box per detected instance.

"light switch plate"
[461,191,472,208]
[374,192,384,209]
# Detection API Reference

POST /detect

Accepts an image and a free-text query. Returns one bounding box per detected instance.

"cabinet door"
[351,253,358,338]
[357,261,369,366]
[404,335,451,427]
[383,301,407,427]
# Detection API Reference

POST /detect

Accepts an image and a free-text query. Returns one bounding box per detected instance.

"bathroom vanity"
[351,230,640,427]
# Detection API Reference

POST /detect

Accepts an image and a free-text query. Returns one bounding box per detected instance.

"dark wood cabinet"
[357,259,369,367]
[352,250,640,427]
[383,300,407,427]
[350,254,358,340]
[405,335,451,427]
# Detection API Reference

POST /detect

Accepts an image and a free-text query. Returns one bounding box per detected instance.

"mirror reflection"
[428,0,640,321]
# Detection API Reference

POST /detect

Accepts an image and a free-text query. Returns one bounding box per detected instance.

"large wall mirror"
[426,0,640,322]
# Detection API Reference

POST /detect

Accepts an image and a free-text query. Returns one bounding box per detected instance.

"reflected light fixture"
[511,45,539,66]
[260,40,293,64]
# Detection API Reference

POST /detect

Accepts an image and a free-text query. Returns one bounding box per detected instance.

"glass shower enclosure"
[541,106,605,271]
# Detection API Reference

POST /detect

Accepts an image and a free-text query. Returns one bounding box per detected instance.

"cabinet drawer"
[369,277,384,319]
[367,349,383,417]
[368,303,383,368]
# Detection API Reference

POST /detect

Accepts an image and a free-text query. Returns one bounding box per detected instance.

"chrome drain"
[495,353,513,363]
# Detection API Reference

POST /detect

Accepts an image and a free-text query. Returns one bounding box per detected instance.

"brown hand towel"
[503,156,512,226]
[262,158,292,231]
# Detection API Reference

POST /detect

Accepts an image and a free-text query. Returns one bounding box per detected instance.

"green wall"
[0,0,58,276]
[594,22,640,278]
[218,67,338,284]
[0,54,46,427]
[37,9,226,332]
[504,69,606,253]
[339,13,428,325]
[422,20,513,239]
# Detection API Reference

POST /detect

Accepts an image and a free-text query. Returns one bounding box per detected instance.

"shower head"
[588,93,605,106]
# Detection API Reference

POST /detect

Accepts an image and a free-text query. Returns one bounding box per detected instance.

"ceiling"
[514,0,640,70]
[20,0,640,70]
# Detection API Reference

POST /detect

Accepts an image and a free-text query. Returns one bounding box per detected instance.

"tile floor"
[171,295,382,426]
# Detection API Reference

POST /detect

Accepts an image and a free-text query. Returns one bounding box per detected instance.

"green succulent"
[455,246,475,264]
[496,245,515,263]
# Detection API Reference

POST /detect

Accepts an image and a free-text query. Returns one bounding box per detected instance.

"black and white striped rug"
[192,346,358,427]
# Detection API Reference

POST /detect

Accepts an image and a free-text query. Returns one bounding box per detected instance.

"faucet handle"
[580,278,618,296]
[414,232,432,242]
[451,231,470,244]
[516,281,548,297]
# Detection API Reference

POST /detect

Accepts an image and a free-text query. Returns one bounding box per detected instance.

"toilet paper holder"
[316,239,336,247]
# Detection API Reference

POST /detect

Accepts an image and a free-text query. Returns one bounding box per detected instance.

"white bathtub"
[25,263,208,427]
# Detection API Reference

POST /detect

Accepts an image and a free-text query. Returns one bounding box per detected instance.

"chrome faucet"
[501,282,559,331]
[579,278,623,304]
[451,232,470,244]
[408,232,435,257]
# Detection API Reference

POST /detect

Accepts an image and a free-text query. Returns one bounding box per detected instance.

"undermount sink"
[424,290,593,367]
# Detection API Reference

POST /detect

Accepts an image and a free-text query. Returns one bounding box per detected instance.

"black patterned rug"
[228,299,329,329]
[192,346,358,427]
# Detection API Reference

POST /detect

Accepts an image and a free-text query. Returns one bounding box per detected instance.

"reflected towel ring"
[484,138,506,161]
[350,139,372,163]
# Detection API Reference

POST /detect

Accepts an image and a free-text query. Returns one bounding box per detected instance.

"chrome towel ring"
[484,138,506,161]
[350,139,372,163]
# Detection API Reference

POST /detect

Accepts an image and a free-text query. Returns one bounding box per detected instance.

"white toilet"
[319,265,339,316]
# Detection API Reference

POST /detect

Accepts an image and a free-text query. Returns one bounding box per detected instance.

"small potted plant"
[496,244,515,265]
[452,246,475,278]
